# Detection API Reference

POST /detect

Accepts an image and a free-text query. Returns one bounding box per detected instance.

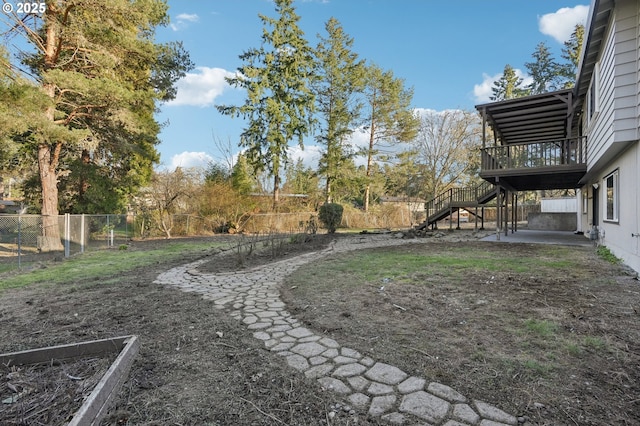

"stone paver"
[154,234,520,425]
[399,391,450,423]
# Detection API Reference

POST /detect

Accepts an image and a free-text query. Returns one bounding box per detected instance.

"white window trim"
[603,169,619,223]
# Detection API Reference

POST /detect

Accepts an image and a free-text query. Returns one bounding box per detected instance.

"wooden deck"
[480,137,587,191]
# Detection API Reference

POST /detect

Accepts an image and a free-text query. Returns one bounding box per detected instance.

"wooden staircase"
[417,181,497,230]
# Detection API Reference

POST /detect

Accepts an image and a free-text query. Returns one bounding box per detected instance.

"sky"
[155,0,590,171]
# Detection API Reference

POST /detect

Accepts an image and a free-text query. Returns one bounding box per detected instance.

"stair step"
[423,182,498,227]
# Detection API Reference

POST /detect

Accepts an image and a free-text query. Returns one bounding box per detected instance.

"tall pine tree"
[558,24,585,88]
[314,17,365,203]
[362,64,419,212]
[1,0,191,250]
[217,0,316,208]
[490,64,528,101]
[525,42,560,94]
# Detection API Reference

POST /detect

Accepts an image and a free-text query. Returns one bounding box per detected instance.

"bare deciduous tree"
[145,168,200,239]
[410,110,482,201]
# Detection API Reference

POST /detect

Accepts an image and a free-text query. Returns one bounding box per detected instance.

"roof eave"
[574,0,614,100]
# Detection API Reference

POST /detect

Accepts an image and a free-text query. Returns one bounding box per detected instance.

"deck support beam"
[495,180,501,241]
[504,189,508,237]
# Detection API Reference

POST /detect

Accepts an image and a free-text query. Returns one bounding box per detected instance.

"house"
[475,0,639,274]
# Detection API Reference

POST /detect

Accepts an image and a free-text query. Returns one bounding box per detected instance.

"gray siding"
[585,13,615,166]
[585,0,640,167]
[637,0,640,138]
[612,0,639,142]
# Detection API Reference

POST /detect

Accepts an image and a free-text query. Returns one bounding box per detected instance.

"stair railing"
[425,181,497,225]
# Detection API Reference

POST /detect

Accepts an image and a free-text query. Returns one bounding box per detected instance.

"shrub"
[319,203,343,234]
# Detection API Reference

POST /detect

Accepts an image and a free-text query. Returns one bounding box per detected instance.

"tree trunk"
[79,149,91,205]
[273,174,280,210]
[364,122,375,212]
[38,143,64,252]
[160,212,172,239]
[326,177,332,204]
[38,15,63,252]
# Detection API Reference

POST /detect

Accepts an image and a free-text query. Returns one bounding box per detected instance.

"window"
[604,170,619,222]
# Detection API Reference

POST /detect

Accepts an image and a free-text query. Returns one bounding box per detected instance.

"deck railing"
[481,137,586,171]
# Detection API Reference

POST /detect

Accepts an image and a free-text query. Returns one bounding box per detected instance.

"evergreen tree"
[525,42,560,94]
[361,64,419,211]
[230,154,256,195]
[490,64,528,101]
[217,0,316,208]
[284,158,319,197]
[205,162,231,184]
[313,17,365,203]
[328,157,366,205]
[0,47,27,181]
[558,24,585,88]
[59,39,191,214]
[1,0,191,250]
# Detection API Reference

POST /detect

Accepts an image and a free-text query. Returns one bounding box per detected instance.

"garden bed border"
[0,335,139,426]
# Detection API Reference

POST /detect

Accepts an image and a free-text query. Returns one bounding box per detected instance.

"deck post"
[495,182,501,241]
[512,193,518,233]
[474,205,478,231]
[504,189,508,237]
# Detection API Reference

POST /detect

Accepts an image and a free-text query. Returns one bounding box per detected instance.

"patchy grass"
[523,318,559,337]
[0,240,223,292]
[309,244,594,284]
[596,245,621,264]
[283,241,640,426]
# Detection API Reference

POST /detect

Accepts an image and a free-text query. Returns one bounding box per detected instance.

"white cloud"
[538,5,589,43]
[287,145,323,169]
[166,67,236,107]
[170,13,200,31]
[176,13,199,22]
[168,151,214,170]
[473,72,502,104]
[473,69,532,104]
[414,107,466,118]
[348,128,371,151]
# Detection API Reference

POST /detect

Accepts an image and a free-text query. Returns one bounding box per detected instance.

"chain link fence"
[0,215,43,268]
[0,206,437,271]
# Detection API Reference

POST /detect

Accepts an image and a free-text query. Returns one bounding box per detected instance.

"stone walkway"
[155,235,520,425]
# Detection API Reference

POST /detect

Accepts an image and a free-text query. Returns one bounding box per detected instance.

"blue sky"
[156,0,590,171]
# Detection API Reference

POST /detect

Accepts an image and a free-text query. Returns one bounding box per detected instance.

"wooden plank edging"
[68,335,139,426]
[0,335,139,426]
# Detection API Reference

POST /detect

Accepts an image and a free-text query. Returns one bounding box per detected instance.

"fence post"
[80,214,85,254]
[64,213,70,258]
[17,214,22,269]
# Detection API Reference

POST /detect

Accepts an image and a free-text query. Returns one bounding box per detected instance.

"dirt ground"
[0,232,639,425]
